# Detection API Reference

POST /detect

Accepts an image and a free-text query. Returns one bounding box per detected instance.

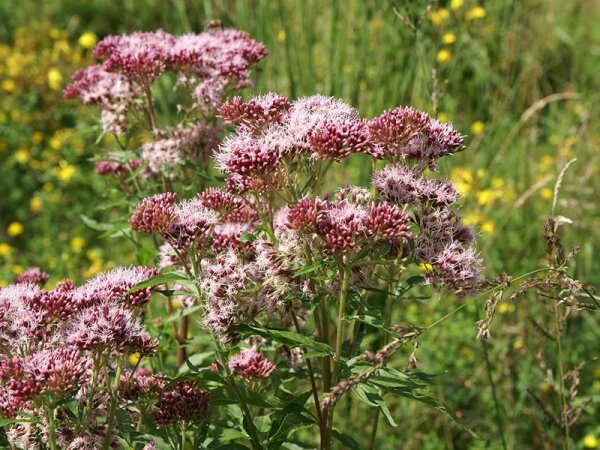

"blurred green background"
[0,1,599,448]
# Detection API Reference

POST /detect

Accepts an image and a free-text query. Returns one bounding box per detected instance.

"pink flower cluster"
[286,196,411,255]
[0,266,160,418]
[65,29,267,135]
[152,381,210,426]
[216,94,466,194]
[228,349,276,379]
[368,106,465,164]
[13,267,49,286]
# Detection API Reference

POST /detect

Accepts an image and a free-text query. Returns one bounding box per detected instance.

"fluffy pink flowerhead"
[368,107,465,163]
[152,381,210,426]
[363,203,412,241]
[373,164,459,206]
[315,200,368,254]
[130,192,177,234]
[93,30,176,82]
[219,93,291,131]
[27,280,77,322]
[64,65,134,106]
[228,349,276,379]
[308,119,370,161]
[13,268,49,286]
[75,266,160,309]
[216,130,282,178]
[162,198,217,250]
[65,301,157,355]
[1,348,86,403]
[286,197,326,232]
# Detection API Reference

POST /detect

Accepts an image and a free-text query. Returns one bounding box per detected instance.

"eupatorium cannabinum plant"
[1,26,547,450]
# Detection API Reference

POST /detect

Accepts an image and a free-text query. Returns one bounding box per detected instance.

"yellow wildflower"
[429,8,450,27]
[476,190,494,206]
[0,281,7,288]
[593,367,600,378]
[32,131,45,144]
[442,32,457,44]
[463,213,480,227]
[584,435,598,449]
[540,188,553,199]
[277,30,286,43]
[1,79,16,93]
[15,148,30,164]
[78,32,98,49]
[436,49,452,64]
[70,236,86,253]
[12,265,23,275]
[30,196,43,213]
[450,0,464,10]
[42,182,54,192]
[512,339,524,351]
[47,68,63,91]
[0,243,12,257]
[7,222,24,237]
[497,302,515,314]
[437,112,450,123]
[481,220,495,234]
[491,178,504,189]
[470,121,485,135]
[466,6,486,20]
[55,163,76,182]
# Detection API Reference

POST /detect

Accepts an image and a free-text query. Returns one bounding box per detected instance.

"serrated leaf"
[125,272,189,294]
[231,324,333,355]
[369,371,477,437]
[80,214,117,231]
[331,430,363,450]
[268,413,315,443]
[396,275,426,297]
[352,383,397,427]
[293,262,323,277]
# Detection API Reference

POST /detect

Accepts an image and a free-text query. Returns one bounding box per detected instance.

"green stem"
[325,265,351,449]
[368,267,396,448]
[84,359,100,423]
[291,311,324,439]
[46,403,57,450]
[180,422,187,450]
[103,359,123,450]
[229,377,263,450]
[554,301,570,450]
[367,411,380,450]
[481,340,508,450]
[332,266,351,382]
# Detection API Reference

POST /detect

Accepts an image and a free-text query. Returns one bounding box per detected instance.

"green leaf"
[352,383,397,427]
[80,214,117,232]
[178,351,214,374]
[396,275,426,297]
[231,324,333,355]
[293,262,323,277]
[370,369,477,437]
[268,413,315,444]
[331,430,363,450]
[125,272,189,294]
